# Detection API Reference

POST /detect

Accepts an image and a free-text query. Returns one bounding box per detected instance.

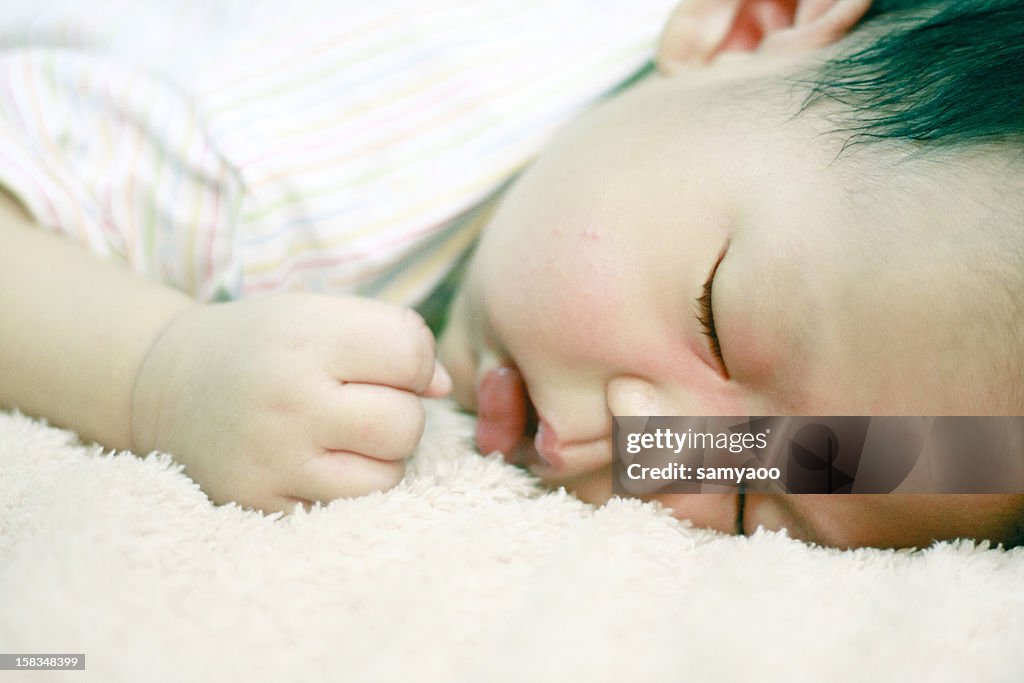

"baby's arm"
[0,190,449,512]
[0,190,195,451]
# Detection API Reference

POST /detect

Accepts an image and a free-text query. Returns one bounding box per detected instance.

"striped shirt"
[0,0,674,304]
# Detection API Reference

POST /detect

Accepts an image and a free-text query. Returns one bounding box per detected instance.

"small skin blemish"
[582,226,602,240]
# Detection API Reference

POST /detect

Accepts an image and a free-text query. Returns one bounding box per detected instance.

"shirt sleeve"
[0,47,245,301]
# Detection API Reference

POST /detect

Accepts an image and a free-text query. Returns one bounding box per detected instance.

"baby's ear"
[656,0,872,74]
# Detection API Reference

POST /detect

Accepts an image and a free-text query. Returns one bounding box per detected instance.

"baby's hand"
[130,293,449,512]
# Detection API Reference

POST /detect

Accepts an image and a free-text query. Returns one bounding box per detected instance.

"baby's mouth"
[475,365,547,468]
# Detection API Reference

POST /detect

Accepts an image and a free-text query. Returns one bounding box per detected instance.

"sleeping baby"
[0,0,1021,549]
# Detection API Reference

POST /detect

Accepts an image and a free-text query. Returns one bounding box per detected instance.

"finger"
[324,301,437,393]
[313,382,426,460]
[422,361,452,398]
[287,452,405,504]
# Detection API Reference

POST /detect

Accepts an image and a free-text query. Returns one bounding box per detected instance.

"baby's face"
[437,55,1023,548]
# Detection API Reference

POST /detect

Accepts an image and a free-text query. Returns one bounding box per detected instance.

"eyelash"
[696,258,728,376]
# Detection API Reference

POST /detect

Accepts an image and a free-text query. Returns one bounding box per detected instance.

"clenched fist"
[130,292,450,512]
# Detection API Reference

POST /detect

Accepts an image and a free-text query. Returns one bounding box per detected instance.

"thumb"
[422,360,453,398]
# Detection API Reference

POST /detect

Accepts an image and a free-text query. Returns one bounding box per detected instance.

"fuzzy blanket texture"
[1,402,1022,683]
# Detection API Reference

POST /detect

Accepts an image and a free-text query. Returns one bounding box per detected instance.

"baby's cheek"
[512,265,640,366]
[437,330,477,412]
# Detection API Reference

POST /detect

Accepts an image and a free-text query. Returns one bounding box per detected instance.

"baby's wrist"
[128,302,203,454]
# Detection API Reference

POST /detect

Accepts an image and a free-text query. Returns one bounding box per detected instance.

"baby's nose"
[607,374,736,416]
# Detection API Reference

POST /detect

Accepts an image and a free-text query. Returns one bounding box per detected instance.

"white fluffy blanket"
[1,402,1022,683]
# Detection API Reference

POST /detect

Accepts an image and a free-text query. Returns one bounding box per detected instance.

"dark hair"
[800,0,1024,153]
[798,0,1024,415]
[1007,521,1024,549]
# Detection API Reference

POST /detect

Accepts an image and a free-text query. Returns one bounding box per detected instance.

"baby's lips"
[475,365,528,461]
[532,421,561,470]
